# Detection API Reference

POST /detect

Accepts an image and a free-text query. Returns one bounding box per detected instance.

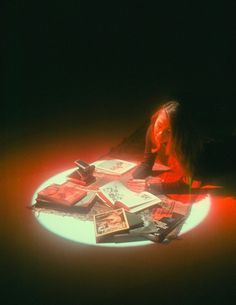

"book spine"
[37,196,71,206]
[96,192,114,208]
[35,199,93,213]
[37,193,87,206]
[113,201,130,211]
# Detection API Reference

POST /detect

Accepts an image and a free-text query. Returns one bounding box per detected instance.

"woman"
[128,99,236,194]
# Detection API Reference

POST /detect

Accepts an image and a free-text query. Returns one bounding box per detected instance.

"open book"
[91,159,137,175]
[97,180,162,212]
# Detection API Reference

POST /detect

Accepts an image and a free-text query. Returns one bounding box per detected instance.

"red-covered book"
[37,181,87,206]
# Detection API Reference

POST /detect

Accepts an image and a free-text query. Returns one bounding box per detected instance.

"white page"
[91,159,136,175]
[99,181,159,208]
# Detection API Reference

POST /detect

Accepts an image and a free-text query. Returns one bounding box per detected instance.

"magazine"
[112,212,186,243]
[97,180,162,211]
[36,181,87,206]
[94,208,130,242]
[91,159,137,175]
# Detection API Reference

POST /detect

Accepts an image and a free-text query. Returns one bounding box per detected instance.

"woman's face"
[153,109,171,149]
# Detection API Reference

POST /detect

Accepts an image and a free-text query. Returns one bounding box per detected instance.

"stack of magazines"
[93,207,186,243]
[34,181,97,213]
[33,158,188,243]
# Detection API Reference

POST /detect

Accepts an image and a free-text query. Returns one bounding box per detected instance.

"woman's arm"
[147,178,189,195]
[127,175,201,194]
[132,125,157,179]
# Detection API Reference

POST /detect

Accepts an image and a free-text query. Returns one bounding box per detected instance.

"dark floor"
[2,126,236,305]
[4,2,236,303]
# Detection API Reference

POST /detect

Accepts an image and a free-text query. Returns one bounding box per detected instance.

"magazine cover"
[94,208,130,242]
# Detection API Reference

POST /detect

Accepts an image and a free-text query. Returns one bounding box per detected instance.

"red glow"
[2,127,236,249]
[2,127,236,305]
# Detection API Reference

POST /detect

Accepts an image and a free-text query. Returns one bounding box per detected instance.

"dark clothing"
[133,126,236,193]
[195,136,236,183]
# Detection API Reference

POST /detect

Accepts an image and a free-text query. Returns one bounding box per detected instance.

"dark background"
[4,1,236,147]
[3,2,236,305]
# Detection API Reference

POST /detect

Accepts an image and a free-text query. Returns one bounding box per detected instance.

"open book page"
[91,159,137,175]
[98,180,160,209]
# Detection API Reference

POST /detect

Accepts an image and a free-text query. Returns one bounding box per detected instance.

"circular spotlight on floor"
[32,168,211,247]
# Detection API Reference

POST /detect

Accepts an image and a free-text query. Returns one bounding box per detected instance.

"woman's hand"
[127,176,163,193]
[127,179,147,193]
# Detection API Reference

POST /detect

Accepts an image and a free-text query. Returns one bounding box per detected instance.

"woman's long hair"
[150,100,203,177]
